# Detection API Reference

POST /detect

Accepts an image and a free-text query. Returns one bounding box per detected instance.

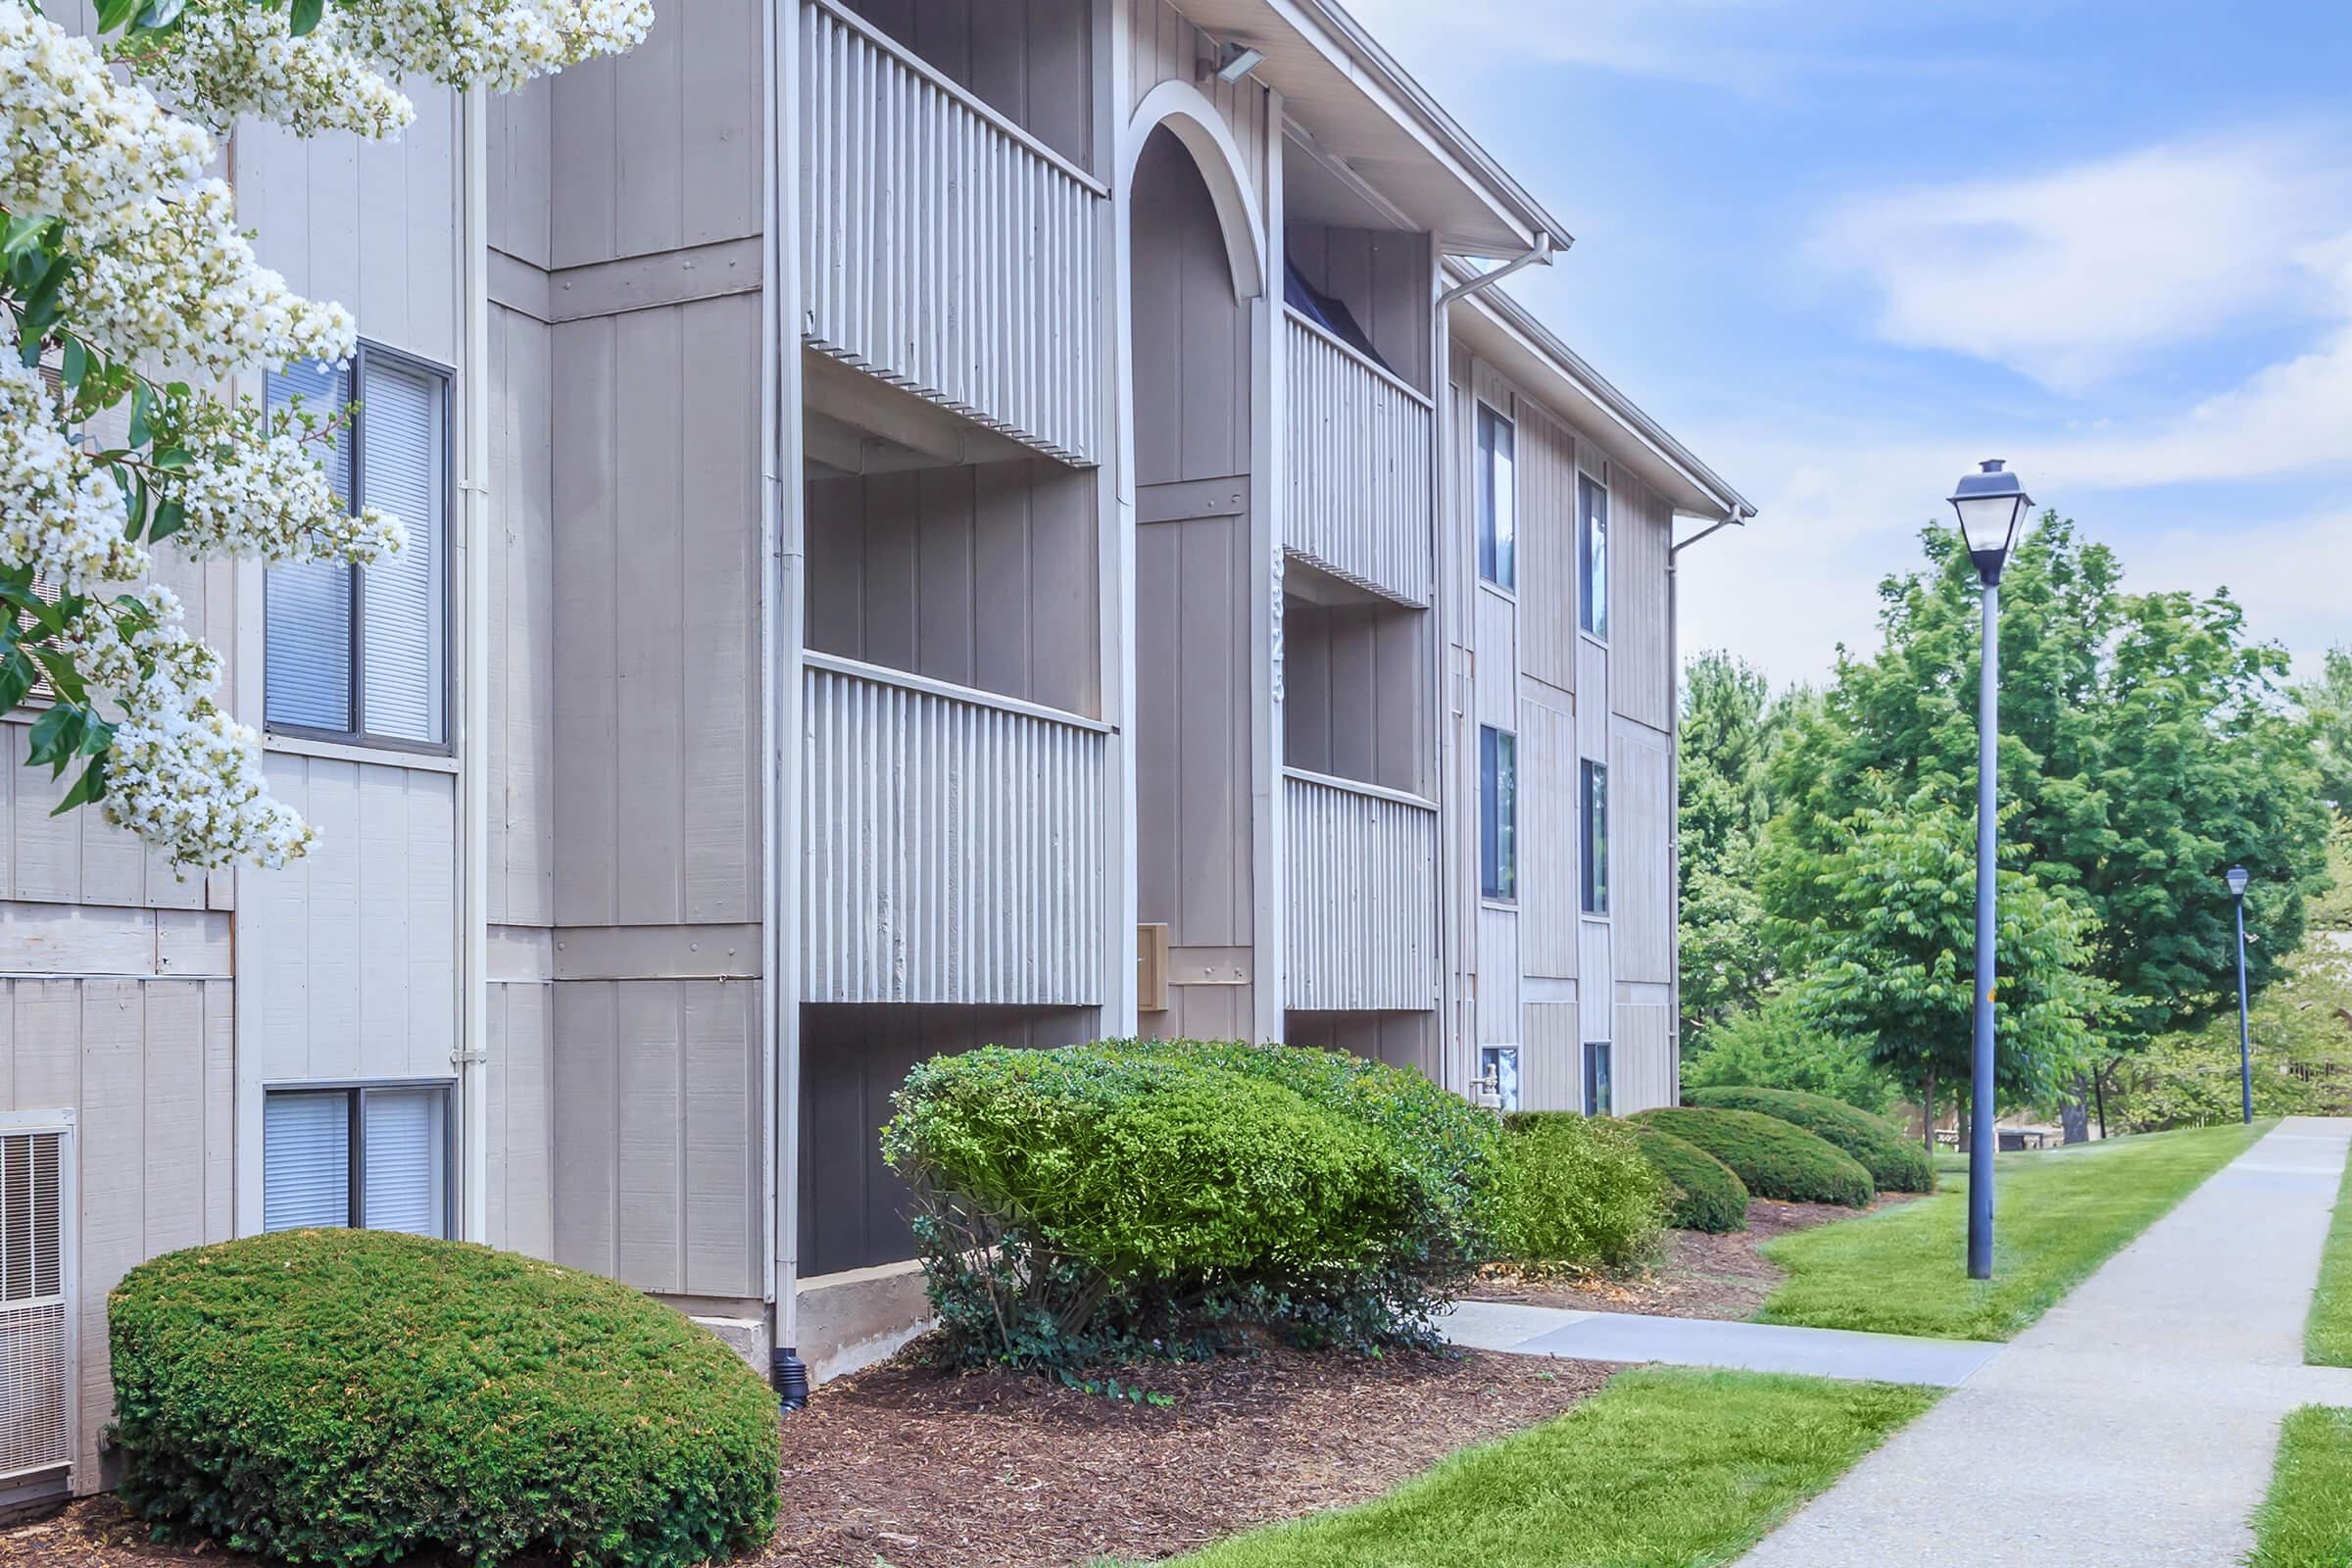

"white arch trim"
[1122,78,1267,301]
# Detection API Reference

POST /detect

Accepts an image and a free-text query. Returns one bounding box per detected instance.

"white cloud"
[1817,133,2352,393]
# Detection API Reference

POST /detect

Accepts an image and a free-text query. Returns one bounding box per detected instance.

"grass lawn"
[2306,1150,2352,1365]
[1758,1121,2269,1342]
[1159,1368,1934,1568]
[2248,1407,2352,1567]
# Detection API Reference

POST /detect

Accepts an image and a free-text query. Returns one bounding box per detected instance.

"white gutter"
[458,83,491,1242]
[1436,233,1552,308]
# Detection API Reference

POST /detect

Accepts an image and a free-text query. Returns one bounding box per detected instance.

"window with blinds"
[0,1124,72,1487]
[263,1086,449,1240]
[263,343,449,749]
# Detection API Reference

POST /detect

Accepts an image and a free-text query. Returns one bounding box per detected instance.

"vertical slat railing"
[1284,769,1440,1012]
[1283,311,1435,605]
[802,655,1106,1005]
[801,0,1103,465]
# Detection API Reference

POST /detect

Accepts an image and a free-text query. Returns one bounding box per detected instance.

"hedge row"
[1624,1123,1751,1233]
[1630,1106,1876,1208]
[1684,1085,1935,1193]
[1494,1113,1668,1270]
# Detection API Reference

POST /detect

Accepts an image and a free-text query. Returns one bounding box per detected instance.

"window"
[263,1084,450,1238]
[1480,1046,1522,1112]
[1578,471,1608,639]
[1481,725,1517,901]
[265,343,450,748]
[1582,758,1610,914]
[1476,402,1516,590]
[1584,1042,1613,1116]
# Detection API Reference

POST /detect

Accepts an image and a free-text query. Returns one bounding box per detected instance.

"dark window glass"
[1582,758,1609,914]
[1579,472,1609,639]
[1477,404,1516,589]
[1481,725,1517,901]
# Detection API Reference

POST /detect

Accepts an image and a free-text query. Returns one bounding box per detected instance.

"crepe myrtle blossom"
[0,0,648,869]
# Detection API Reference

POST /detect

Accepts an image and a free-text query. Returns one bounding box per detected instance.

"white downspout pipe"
[458,83,491,1242]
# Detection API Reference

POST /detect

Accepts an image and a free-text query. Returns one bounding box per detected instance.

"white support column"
[1249,84,1287,1047]
[457,82,492,1243]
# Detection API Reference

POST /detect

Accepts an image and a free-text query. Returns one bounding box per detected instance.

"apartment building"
[0,0,1748,1502]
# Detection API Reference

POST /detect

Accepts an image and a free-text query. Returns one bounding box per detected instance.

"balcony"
[1284,767,1440,1012]
[1284,310,1434,606]
[800,0,1104,466]
[802,654,1107,1005]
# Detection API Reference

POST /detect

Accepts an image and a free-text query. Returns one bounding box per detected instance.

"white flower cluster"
[171,423,408,564]
[339,0,655,90]
[0,1,211,223]
[56,590,314,871]
[0,361,144,595]
[118,4,415,139]
[71,180,357,377]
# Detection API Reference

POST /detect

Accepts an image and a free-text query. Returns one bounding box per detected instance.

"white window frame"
[263,340,454,756]
[1578,468,1609,642]
[0,1109,76,1495]
[261,1081,455,1239]
[1476,401,1516,592]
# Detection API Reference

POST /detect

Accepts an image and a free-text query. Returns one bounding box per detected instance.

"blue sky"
[1348,0,2352,691]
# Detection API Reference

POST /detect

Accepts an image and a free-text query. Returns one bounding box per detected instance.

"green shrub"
[1625,1124,1751,1233]
[1630,1106,1875,1207]
[1492,1113,1668,1271]
[1684,1085,1935,1193]
[108,1230,779,1568]
[882,1041,1496,1370]
[1680,991,1899,1115]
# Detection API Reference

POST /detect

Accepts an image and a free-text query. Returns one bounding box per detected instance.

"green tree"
[1771,518,2331,1058]
[2300,646,2352,819]
[1763,783,2113,1124]
[1678,988,1899,1114]
[1678,652,1800,1037]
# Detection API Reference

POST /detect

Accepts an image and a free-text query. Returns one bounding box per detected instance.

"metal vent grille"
[0,1130,70,1482]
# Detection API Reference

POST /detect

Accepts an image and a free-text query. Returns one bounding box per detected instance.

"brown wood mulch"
[1471,1195,1919,1321]
[1,1341,1613,1568]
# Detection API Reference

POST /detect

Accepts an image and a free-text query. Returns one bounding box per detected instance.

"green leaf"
[134,0,187,27]
[60,336,88,390]
[0,649,35,713]
[95,0,143,31]
[150,445,192,470]
[127,383,153,449]
[24,704,84,774]
[149,499,186,543]
[0,216,49,262]
[28,644,87,707]
[288,0,323,35]
[52,756,108,815]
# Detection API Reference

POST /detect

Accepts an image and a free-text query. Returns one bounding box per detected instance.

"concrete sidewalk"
[1441,1298,2001,1387]
[1736,1116,2352,1567]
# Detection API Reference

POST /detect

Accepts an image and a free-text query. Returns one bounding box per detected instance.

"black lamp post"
[2228,864,2252,1124]
[1949,459,2032,1282]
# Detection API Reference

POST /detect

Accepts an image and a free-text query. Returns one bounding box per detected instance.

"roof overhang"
[1446,263,1754,526]
[1169,0,1568,258]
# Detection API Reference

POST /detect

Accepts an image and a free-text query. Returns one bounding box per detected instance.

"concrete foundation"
[795,1259,936,1384]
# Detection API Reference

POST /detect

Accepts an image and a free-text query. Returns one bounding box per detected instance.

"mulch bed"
[1472,1195,1918,1321]
[2,1340,1614,1568]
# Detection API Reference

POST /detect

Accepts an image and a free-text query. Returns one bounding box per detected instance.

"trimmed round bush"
[1493,1113,1668,1271]
[883,1040,1499,1368]
[1624,1123,1750,1233]
[1630,1106,1876,1207]
[109,1229,780,1568]
[1684,1085,1936,1193]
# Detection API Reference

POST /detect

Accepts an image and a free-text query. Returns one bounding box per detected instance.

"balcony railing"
[802,654,1107,1005]
[1284,767,1439,1012]
[800,0,1104,465]
[1284,310,1434,606]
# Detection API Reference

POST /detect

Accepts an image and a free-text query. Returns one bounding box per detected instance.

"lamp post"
[2228,864,2253,1124]
[1949,459,2032,1282]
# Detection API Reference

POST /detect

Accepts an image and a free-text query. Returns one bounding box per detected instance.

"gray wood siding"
[1610,476,1673,732]
[234,89,462,367]
[1611,720,1674,986]
[1522,998,1580,1112]
[485,982,555,1259]
[1131,127,1256,1041]
[550,294,763,928]
[243,758,458,1084]
[489,304,557,927]
[1282,601,1425,795]
[1283,222,1430,394]
[2,976,233,1483]
[1519,686,1576,979]
[547,0,762,270]
[843,0,1094,167]
[805,460,1100,716]
[1126,0,1272,206]
[550,979,762,1297]
[1284,1010,1438,1079]
[800,1004,1098,1275]
[487,78,553,270]
[1614,1003,1676,1114]
[1517,399,1580,695]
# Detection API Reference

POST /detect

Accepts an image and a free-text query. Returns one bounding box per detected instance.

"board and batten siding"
[1126,0,1273,206]
[1,977,233,1486]
[1518,688,1577,980]
[487,302,558,928]
[1522,998,1581,1113]
[483,981,555,1260]
[1613,1004,1677,1114]
[1611,721,1675,986]
[1608,475,1674,732]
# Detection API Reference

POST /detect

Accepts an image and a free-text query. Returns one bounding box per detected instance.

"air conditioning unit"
[0,1116,74,1494]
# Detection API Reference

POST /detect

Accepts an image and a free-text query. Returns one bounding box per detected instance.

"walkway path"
[1735,1115,2352,1567]
[1441,1298,2000,1387]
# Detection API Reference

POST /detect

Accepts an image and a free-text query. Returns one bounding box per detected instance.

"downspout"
[1666,503,1749,1102]
[763,0,810,1413]
[458,83,491,1241]
[1436,233,1553,309]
